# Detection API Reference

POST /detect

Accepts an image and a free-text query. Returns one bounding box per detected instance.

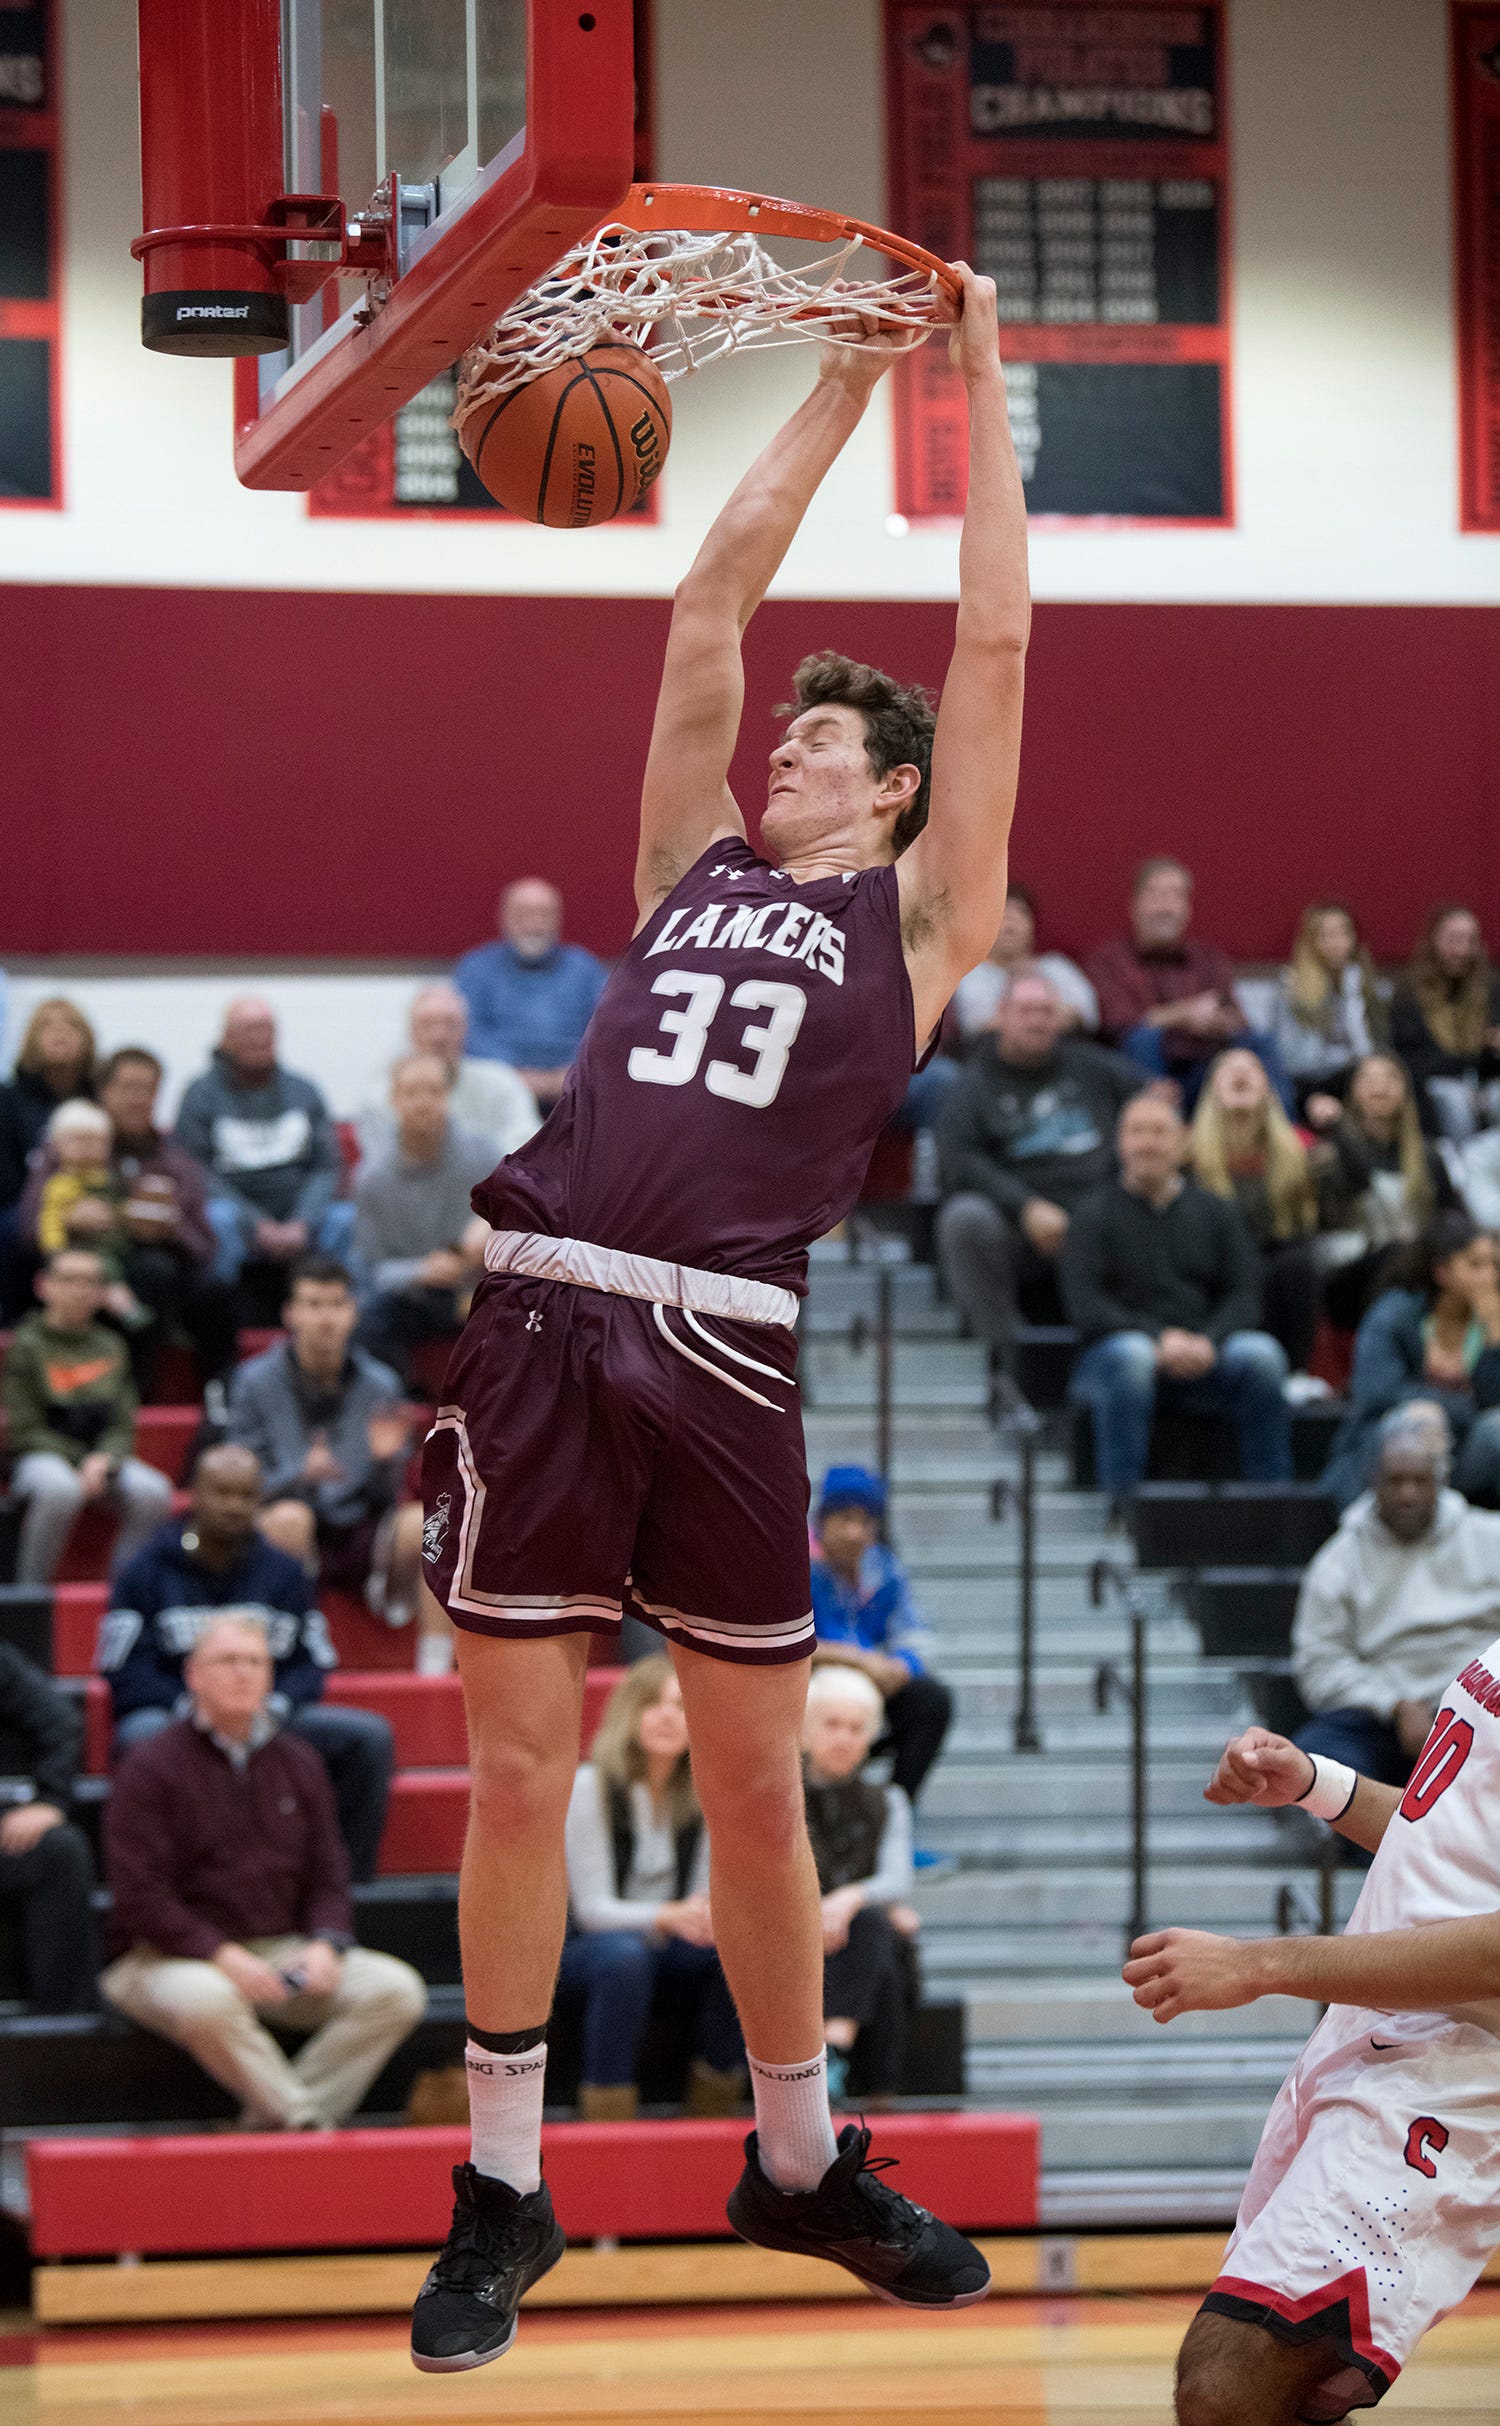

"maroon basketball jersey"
[472,837,921,1295]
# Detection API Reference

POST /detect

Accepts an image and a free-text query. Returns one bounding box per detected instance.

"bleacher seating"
[26,2112,1039,2258]
[1131,1482,1337,1572]
[1070,1400,1343,1489]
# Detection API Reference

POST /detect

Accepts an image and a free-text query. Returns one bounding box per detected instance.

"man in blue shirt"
[809,1465,953,1810]
[98,1442,395,1880]
[452,879,609,1111]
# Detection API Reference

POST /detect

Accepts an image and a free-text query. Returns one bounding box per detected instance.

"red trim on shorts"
[1203,2270,1400,2401]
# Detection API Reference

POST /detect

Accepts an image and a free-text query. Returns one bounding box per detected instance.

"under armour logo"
[710,864,745,880]
[525,1309,544,1334]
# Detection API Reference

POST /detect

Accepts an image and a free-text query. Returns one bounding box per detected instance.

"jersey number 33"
[627,970,808,1112]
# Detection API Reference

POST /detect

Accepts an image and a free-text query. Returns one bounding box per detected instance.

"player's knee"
[468,1735,573,1836]
[698,1761,805,1863]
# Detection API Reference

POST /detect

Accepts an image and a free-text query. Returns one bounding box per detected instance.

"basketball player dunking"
[410,265,1027,2373]
[1125,1692,1500,2422]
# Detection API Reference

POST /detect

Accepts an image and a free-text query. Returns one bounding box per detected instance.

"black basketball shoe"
[726,2124,991,2308]
[410,2162,566,2372]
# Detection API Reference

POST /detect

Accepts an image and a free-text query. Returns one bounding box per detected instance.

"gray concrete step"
[1034,2100,1275,2171]
[913,1865,1360,1931]
[917,1812,1281,1863]
[920,1756,1245,1823]
[963,1978,1313,2044]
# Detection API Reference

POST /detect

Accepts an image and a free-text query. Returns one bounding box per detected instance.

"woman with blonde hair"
[1391,902,1500,1140]
[0,997,99,1317]
[1189,1049,1322,1377]
[1313,1051,1458,1332]
[558,1655,742,2121]
[1270,900,1386,1117]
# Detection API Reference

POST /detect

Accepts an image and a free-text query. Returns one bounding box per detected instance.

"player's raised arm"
[897,267,1029,1039]
[634,341,906,926]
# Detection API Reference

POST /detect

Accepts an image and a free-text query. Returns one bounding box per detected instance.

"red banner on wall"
[1453,3,1500,533]
[885,2,1232,523]
[0,0,60,508]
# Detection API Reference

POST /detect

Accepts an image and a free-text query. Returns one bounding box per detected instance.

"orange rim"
[605,183,963,318]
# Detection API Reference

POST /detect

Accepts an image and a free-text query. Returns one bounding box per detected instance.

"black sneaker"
[410,2162,566,2372]
[726,2124,991,2309]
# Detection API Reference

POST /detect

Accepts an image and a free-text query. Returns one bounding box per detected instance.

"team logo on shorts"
[1403,2116,1450,2178]
[422,1493,452,1564]
[525,1308,545,1334]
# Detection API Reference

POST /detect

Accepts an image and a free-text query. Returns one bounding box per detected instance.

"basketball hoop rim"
[602,183,963,318]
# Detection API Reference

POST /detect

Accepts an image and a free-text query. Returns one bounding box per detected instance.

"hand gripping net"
[454,189,958,425]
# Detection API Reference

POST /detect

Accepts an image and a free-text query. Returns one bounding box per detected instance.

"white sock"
[465,2037,546,2195]
[415,1630,455,1676]
[747,2049,840,2192]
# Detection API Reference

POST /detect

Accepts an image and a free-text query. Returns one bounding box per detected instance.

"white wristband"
[1295,1753,1358,1823]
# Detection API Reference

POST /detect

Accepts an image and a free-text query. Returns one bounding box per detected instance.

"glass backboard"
[230,0,633,488]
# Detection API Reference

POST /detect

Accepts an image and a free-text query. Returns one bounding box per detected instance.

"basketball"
[458,343,671,528]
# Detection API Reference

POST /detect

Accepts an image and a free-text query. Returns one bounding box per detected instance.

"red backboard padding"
[26,2114,1039,2257]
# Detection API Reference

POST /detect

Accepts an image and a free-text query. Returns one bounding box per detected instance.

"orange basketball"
[459,342,671,527]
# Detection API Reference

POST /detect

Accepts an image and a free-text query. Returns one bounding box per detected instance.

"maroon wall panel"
[4,586,1498,962]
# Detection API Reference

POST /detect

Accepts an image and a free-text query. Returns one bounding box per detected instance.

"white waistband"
[483,1230,798,1329]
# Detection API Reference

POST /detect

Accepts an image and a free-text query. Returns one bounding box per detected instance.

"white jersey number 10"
[627,970,808,1111]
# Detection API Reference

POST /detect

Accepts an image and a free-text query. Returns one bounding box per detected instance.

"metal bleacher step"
[912,1865,1362,1932]
[1021,2099,1280,2174]
[972,2038,1309,2105]
[962,1977,1313,2045]
[919,1755,1250,1823]
[916,1811,1283,1866]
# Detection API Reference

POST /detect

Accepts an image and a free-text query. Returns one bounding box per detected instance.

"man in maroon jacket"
[1087,859,1286,1109]
[101,1611,425,2128]
[19,1047,238,1394]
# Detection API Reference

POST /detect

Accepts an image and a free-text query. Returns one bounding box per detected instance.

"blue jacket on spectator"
[810,1541,932,1678]
[451,939,608,1071]
[1323,1286,1500,1505]
[98,1522,336,1721]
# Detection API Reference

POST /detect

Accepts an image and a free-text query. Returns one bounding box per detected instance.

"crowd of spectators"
[14,863,1500,2113]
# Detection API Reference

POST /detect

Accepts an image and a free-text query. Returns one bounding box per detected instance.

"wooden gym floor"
[4,2287,1500,2426]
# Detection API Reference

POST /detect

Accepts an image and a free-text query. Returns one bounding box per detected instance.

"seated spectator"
[809,1464,953,1815]
[952,883,1099,1041]
[935,973,1143,1368]
[0,1640,98,2012]
[174,996,354,1302]
[1310,1051,1457,1332]
[1293,1414,1500,1793]
[1188,1048,1324,1383]
[452,878,609,1110]
[1391,903,1500,1142]
[1270,901,1388,1119]
[0,997,97,1319]
[101,1612,425,2130]
[225,1257,436,1667]
[356,983,540,1167]
[353,1054,493,1386]
[1,1248,173,1585]
[1322,1215,1500,1508]
[100,1443,395,1882]
[19,1047,237,1399]
[559,1657,742,2121]
[28,1099,153,1340]
[1062,1093,1292,1505]
[1086,857,1287,1109]
[802,1665,918,2106]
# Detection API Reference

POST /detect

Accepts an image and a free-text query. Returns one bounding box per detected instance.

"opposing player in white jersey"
[1124,1655,1500,2421]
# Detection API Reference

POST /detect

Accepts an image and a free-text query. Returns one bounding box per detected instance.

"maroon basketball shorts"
[420,1259,814,1666]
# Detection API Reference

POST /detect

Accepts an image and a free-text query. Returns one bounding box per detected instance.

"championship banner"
[0,0,58,507]
[1453,2,1500,533]
[885,2,1232,522]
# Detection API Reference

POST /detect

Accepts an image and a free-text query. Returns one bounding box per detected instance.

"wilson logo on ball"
[458,343,672,528]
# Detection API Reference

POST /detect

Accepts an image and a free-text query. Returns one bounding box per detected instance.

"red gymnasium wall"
[5,587,1499,963]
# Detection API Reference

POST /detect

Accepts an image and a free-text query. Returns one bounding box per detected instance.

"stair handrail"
[1090,1558,1156,1956]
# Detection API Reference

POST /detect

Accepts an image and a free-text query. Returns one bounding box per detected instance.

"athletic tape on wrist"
[1295,1753,1358,1823]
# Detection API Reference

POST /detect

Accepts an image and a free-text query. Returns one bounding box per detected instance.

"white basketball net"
[454,220,945,423]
